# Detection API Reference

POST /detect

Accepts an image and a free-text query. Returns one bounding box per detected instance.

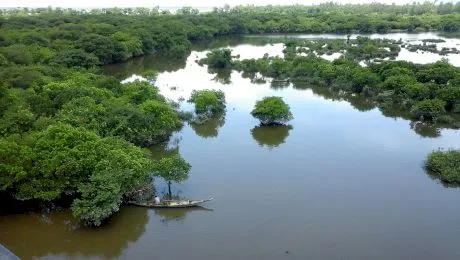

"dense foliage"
[410,99,446,121]
[1,3,460,68]
[251,96,294,125]
[292,37,401,61]
[200,49,233,69]
[0,68,181,225]
[188,89,226,116]
[152,155,191,183]
[231,45,460,125]
[426,149,460,185]
[0,123,154,226]
[152,154,191,196]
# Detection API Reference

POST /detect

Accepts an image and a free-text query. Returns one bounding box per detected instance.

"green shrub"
[438,115,455,124]
[188,89,226,116]
[410,99,446,121]
[426,149,460,185]
[202,49,232,69]
[55,49,100,68]
[251,96,293,125]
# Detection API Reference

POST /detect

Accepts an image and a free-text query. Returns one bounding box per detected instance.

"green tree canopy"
[152,155,191,184]
[188,89,226,116]
[202,49,232,69]
[0,69,182,225]
[410,99,446,121]
[251,96,293,125]
[152,154,191,196]
[54,49,101,69]
[426,149,460,185]
[1,123,153,226]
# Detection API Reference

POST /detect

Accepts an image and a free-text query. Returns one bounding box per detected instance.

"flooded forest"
[1,3,460,259]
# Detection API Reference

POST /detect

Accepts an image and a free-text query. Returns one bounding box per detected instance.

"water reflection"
[0,207,148,259]
[378,105,448,139]
[103,36,286,80]
[192,36,281,52]
[209,68,232,84]
[242,72,267,84]
[251,125,293,148]
[270,80,291,90]
[305,83,377,112]
[299,83,344,102]
[426,169,460,189]
[190,113,226,138]
[103,53,188,79]
[346,95,376,112]
[299,82,446,138]
[410,121,441,138]
[154,207,214,224]
[149,139,180,160]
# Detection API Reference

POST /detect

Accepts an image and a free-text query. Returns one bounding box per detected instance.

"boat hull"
[128,198,213,208]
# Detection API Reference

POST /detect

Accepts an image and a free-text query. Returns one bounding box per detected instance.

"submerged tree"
[201,49,233,69]
[152,155,191,197]
[210,68,232,85]
[251,96,293,125]
[410,99,446,122]
[4,123,155,227]
[188,89,226,116]
[425,149,460,185]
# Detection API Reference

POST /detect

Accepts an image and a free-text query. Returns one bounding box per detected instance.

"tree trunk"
[168,181,172,199]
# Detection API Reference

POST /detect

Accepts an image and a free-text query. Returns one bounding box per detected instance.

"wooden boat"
[271,78,290,83]
[128,198,213,208]
[0,244,20,260]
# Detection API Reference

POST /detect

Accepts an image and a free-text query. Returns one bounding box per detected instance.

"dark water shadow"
[149,141,180,160]
[209,68,232,84]
[410,121,441,138]
[346,95,376,112]
[103,36,285,80]
[251,124,293,149]
[306,83,377,112]
[294,82,447,138]
[241,71,267,84]
[379,105,412,121]
[154,207,214,225]
[0,207,148,259]
[148,132,184,160]
[425,169,460,188]
[102,53,188,79]
[190,113,226,139]
[270,79,291,90]
[192,36,282,52]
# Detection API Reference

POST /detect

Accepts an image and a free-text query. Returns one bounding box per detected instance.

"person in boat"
[154,195,161,204]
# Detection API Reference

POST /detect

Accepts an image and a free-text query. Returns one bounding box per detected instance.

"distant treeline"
[1,3,460,67]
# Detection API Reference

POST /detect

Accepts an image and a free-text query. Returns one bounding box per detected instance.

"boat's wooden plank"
[0,244,20,260]
[127,198,213,208]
